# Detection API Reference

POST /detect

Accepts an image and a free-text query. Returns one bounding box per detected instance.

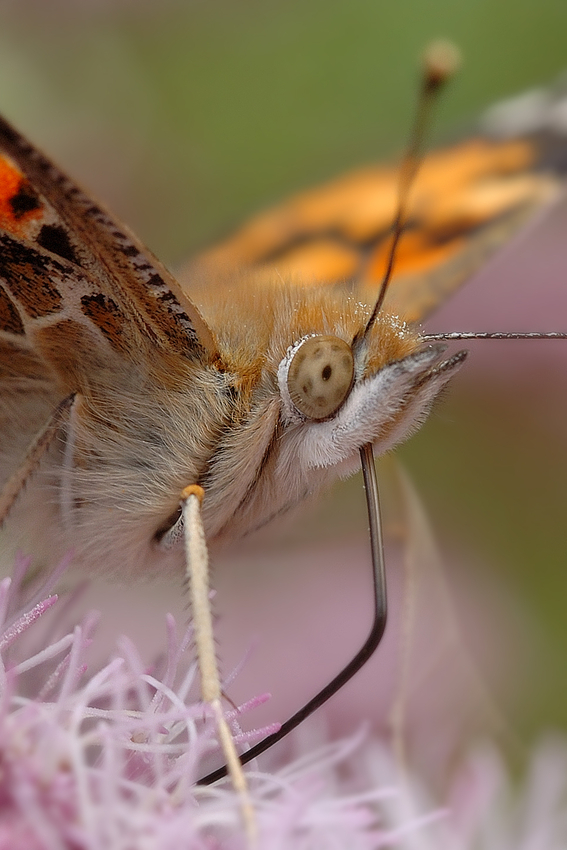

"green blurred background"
[2,0,567,757]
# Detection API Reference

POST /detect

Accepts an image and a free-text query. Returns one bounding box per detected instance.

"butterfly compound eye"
[287,336,354,420]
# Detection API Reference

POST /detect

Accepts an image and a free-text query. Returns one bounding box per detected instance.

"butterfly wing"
[0,114,216,368]
[187,132,563,324]
[0,114,226,576]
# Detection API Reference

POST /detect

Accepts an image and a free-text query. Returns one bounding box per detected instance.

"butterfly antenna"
[358,41,461,346]
[422,331,567,341]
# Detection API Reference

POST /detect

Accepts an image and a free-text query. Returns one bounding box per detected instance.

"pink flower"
[0,555,438,848]
[2,554,566,849]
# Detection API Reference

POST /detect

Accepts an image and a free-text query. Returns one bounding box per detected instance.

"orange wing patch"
[0,156,43,236]
[189,138,559,323]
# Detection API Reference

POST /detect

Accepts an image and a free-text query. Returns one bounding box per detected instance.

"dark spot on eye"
[9,179,41,219]
[37,224,78,264]
[322,364,332,381]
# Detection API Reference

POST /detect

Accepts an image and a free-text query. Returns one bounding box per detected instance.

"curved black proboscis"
[198,442,388,785]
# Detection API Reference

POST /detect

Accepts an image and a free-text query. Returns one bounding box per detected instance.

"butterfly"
[0,64,566,809]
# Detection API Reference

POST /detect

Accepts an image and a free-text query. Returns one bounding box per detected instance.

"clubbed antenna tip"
[422,40,462,90]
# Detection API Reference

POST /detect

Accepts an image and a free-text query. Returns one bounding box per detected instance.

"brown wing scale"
[0,116,216,362]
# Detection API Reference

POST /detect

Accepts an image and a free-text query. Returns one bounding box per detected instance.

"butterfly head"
[186,276,466,546]
[268,291,467,472]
